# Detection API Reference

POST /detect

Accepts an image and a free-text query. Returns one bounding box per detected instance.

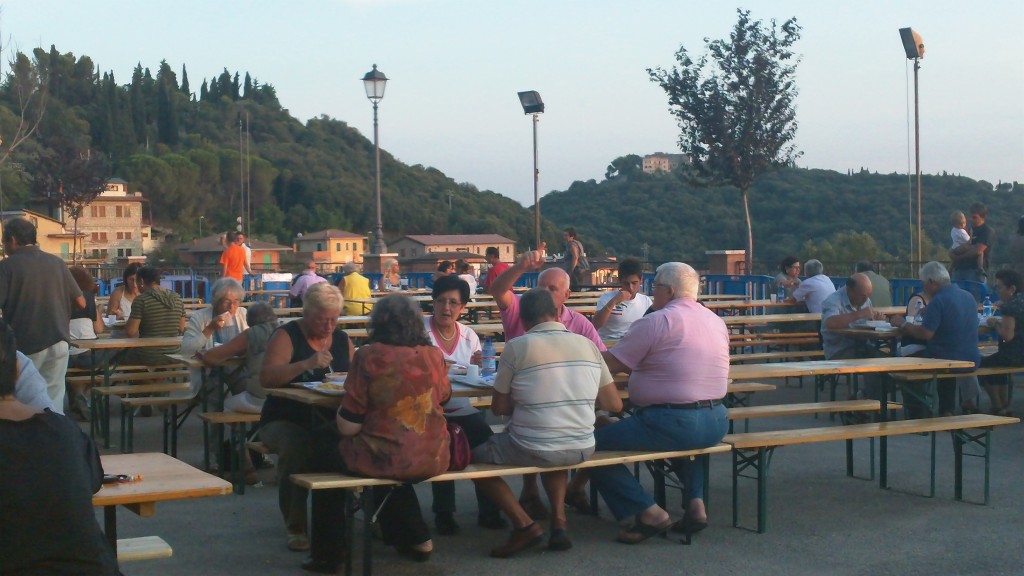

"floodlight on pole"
[899,27,925,265]
[363,64,389,254]
[518,90,544,251]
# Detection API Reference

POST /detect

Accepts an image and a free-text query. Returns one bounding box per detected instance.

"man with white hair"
[587,262,730,545]
[787,259,835,313]
[489,241,606,520]
[892,262,981,418]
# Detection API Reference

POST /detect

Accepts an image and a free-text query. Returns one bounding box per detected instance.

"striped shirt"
[494,321,613,452]
[129,288,185,355]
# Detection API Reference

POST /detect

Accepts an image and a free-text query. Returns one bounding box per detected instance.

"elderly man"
[336,262,372,316]
[855,261,892,308]
[289,261,326,306]
[892,262,981,418]
[489,241,606,520]
[587,262,729,544]
[472,289,621,557]
[0,218,85,409]
[788,259,834,313]
[820,273,887,404]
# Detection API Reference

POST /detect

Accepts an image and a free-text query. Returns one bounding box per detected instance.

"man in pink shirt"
[488,242,606,519]
[587,262,729,545]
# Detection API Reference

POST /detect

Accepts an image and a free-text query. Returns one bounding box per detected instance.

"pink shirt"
[501,294,607,351]
[610,297,729,406]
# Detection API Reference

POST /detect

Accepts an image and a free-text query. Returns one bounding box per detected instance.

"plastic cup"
[467,365,480,380]
[769,294,778,303]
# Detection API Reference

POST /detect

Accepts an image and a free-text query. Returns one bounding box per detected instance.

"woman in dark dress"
[259,283,353,572]
[981,270,1024,416]
[0,320,120,575]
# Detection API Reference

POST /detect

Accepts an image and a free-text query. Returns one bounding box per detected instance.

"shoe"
[670,515,709,535]
[477,513,509,530]
[490,522,544,558]
[395,544,432,562]
[287,533,310,552]
[300,557,338,573]
[518,495,549,521]
[616,517,676,545]
[435,512,460,536]
[547,528,573,551]
[565,489,597,515]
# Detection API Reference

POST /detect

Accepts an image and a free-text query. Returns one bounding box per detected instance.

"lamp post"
[899,27,925,265]
[518,91,544,251]
[199,215,205,237]
[362,64,389,254]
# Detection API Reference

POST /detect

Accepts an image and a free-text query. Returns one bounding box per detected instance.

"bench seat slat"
[889,366,1022,382]
[117,536,172,562]
[727,400,900,420]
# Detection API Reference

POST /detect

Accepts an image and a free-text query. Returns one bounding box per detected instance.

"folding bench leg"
[951,428,993,504]
[732,447,774,533]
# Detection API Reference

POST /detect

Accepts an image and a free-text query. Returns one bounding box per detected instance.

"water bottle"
[776,284,786,301]
[913,300,924,324]
[982,296,992,318]
[481,338,497,377]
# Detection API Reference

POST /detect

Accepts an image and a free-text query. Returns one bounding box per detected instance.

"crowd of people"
[0,210,1021,573]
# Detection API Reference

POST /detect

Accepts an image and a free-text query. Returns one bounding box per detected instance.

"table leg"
[104,505,117,550]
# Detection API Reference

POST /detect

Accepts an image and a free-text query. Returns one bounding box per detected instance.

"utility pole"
[446,192,454,211]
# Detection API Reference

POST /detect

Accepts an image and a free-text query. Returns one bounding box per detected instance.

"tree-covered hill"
[0,46,564,249]
[540,164,1019,274]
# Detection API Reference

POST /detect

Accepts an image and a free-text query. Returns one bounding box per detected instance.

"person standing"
[220,231,249,282]
[563,227,588,292]
[1007,215,1024,276]
[949,202,995,284]
[855,261,892,308]
[0,217,85,409]
[481,247,509,292]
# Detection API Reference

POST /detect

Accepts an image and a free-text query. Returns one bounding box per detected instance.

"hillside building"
[292,229,368,272]
[0,209,83,260]
[389,234,515,263]
[642,153,687,174]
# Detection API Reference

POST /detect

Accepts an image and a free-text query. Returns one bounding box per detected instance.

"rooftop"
[401,234,515,246]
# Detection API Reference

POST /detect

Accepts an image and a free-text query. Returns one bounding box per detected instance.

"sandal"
[615,517,675,544]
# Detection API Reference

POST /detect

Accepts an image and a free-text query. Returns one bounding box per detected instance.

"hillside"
[0,47,563,250]
[540,165,1020,274]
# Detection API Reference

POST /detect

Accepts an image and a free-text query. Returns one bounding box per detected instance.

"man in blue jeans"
[588,262,730,544]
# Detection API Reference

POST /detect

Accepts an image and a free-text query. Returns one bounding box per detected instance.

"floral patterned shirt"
[339,343,451,480]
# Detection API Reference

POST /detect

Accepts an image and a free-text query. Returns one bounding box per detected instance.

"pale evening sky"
[3,0,1022,207]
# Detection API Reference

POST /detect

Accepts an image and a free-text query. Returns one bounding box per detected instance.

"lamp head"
[362,64,388,103]
[899,27,925,59]
[518,90,544,114]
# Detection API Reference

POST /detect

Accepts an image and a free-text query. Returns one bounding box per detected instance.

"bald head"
[847,273,873,307]
[537,267,571,309]
[306,260,317,271]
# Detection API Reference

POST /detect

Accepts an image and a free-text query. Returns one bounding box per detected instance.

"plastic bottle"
[481,338,497,377]
[776,284,786,302]
[982,296,992,318]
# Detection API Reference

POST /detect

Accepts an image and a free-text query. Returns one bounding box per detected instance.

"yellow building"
[0,209,82,259]
[293,229,368,271]
[389,234,516,263]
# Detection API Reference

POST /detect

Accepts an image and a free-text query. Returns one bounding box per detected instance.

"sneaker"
[287,533,310,552]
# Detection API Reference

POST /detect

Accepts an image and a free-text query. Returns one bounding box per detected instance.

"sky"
[2,0,1022,207]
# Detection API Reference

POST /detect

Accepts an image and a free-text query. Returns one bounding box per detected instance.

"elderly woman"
[337,294,450,562]
[180,278,249,397]
[106,262,141,320]
[0,320,119,575]
[259,283,353,571]
[981,270,1024,416]
[123,266,186,366]
[381,257,402,291]
[424,275,506,534]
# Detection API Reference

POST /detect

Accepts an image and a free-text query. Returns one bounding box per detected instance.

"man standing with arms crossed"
[489,241,606,520]
[0,218,85,409]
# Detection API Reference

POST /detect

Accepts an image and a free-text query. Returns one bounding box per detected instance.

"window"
[335,243,341,251]
[90,206,98,217]
[125,232,131,240]
[126,249,132,256]
[100,232,107,241]
[117,249,124,257]
[99,206,106,217]
[116,232,124,240]
[91,232,100,241]
[316,242,323,251]
[142,233,149,239]
[116,206,123,217]
[126,207,132,218]
[399,249,406,257]
[100,249,108,258]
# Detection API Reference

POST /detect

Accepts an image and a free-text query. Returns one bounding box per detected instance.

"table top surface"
[722,306,906,326]
[93,453,232,507]
[726,356,975,380]
[71,336,183,350]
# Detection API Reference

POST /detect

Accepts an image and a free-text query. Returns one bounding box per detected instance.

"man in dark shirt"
[0,218,85,410]
[950,202,995,284]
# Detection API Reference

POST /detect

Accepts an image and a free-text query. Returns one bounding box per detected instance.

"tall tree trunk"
[741,188,753,274]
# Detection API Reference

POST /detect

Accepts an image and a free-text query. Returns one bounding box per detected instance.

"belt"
[644,399,722,410]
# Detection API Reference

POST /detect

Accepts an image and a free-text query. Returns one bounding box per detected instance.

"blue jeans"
[951,268,986,285]
[588,404,728,521]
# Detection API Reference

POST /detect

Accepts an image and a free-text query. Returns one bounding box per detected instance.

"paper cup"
[769,295,778,303]
[467,365,480,380]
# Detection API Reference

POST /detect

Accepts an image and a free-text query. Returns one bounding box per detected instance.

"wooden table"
[723,306,908,329]
[94,453,231,548]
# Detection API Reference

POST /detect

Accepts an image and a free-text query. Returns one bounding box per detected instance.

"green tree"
[605,154,643,180]
[648,8,802,273]
[31,143,110,263]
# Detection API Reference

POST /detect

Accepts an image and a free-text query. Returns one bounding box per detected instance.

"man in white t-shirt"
[788,259,835,313]
[592,258,652,341]
[471,289,621,557]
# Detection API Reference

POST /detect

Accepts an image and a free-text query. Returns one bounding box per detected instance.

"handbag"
[447,421,471,471]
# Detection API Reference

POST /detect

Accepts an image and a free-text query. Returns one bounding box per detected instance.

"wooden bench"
[292,445,731,576]
[888,366,1022,413]
[729,337,821,350]
[729,332,819,341]
[88,370,190,445]
[724,413,1020,533]
[119,395,196,456]
[730,350,825,363]
[199,411,263,494]
[117,536,173,562]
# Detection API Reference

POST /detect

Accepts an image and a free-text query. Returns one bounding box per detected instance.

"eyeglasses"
[434,298,463,308]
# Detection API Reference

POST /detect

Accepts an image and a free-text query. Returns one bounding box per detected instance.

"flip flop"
[615,517,676,544]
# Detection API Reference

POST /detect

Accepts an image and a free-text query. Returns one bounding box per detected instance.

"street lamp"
[518,90,544,251]
[199,215,205,237]
[362,64,389,254]
[899,27,925,265]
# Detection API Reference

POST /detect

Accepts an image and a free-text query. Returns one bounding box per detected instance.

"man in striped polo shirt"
[470,288,621,558]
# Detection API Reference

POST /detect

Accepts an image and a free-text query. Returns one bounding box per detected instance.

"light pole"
[899,27,925,265]
[362,64,389,254]
[518,91,544,251]
[199,215,205,237]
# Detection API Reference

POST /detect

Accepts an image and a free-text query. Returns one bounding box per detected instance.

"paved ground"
[90,378,1024,576]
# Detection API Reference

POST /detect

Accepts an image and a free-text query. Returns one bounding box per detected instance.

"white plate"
[304,382,346,396]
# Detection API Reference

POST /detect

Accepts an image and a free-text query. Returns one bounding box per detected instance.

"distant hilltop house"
[389,234,516,263]
[642,153,688,174]
[177,235,293,271]
[0,209,82,260]
[292,229,368,272]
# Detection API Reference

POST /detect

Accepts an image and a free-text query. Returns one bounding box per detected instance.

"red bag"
[447,422,471,471]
